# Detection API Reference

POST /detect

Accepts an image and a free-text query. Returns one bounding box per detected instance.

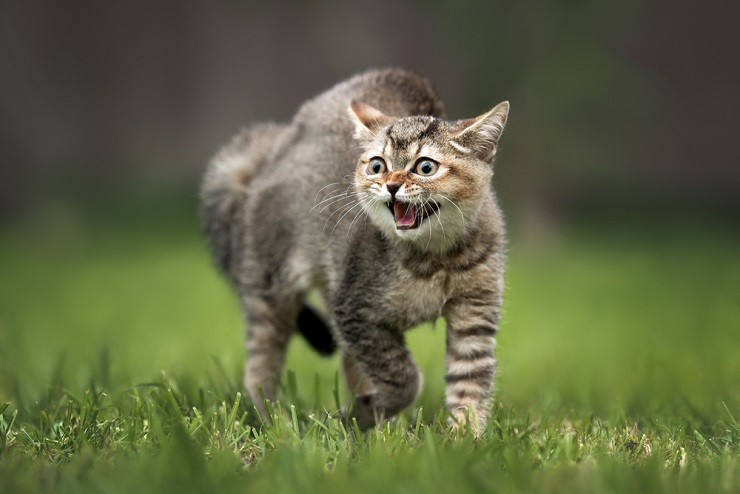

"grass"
[0,191,739,493]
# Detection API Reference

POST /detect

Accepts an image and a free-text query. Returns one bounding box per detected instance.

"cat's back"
[293,68,447,135]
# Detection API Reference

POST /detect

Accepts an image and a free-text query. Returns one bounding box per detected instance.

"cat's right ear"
[348,101,395,143]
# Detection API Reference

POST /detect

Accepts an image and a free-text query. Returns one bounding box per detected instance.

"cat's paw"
[343,393,384,430]
[448,405,484,438]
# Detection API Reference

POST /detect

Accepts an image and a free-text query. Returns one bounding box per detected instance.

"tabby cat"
[201,68,509,431]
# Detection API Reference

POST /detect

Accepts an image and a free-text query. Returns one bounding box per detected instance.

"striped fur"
[200,69,509,432]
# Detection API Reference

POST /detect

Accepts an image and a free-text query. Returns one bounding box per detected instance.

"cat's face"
[349,101,509,251]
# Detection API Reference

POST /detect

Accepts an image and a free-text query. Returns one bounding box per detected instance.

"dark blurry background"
[2,0,739,224]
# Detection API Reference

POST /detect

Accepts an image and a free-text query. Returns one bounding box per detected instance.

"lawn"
[0,191,739,493]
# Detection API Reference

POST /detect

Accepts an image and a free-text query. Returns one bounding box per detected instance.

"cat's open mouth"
[386,199,440,230]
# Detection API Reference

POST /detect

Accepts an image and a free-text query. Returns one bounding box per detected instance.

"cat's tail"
[297,304,337,356]
[200,123,284,278]
[200,124,338,357]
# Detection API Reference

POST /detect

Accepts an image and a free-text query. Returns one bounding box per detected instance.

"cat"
[200,68,509,431]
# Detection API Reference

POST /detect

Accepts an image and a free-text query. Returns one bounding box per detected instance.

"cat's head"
[348,100,509,251]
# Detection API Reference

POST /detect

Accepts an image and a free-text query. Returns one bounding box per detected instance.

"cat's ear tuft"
[348,101,395,143]
[453,101,509,162]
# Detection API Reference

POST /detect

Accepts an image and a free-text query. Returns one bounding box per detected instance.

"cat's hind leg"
[242,295,300,417]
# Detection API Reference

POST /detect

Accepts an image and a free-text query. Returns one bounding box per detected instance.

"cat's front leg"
[442,294,500,433]
[334,313,421,429]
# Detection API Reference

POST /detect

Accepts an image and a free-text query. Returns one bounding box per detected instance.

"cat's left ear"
[348,101,396,143]
[452,101,510,162]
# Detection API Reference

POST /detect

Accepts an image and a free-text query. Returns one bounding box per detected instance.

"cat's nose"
[386,182,401,197]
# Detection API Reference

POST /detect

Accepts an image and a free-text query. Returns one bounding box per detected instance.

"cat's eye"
[415,159,439,177]
[367,158,386,175]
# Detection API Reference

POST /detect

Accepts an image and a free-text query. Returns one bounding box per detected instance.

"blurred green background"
[1,0,739,420]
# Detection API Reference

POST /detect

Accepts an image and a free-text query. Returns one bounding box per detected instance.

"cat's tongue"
[393,202,416,227]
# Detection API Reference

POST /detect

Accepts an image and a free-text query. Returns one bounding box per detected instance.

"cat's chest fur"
[387,268,450,328]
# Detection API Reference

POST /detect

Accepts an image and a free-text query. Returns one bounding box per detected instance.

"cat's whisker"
[314,182,344,203]
[437,194,466,226]
[316,192,356,214]
[347,204,366,237]
[346,197,374,236]
[308,190,354,216]
[319,194,363,219]
[346,203,365,236]
[311,184,359,214]
[424,199,434,249]
[313,179,355,205]
[329,199,369,239]
[312,187,348,206]
[433,200,448,247]
[322,196,363,231]
[419,196,439,249]
[313,181,348,204]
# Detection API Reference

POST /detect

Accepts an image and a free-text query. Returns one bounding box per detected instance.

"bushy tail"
[200,124,281,278]
[200,124,337,356]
